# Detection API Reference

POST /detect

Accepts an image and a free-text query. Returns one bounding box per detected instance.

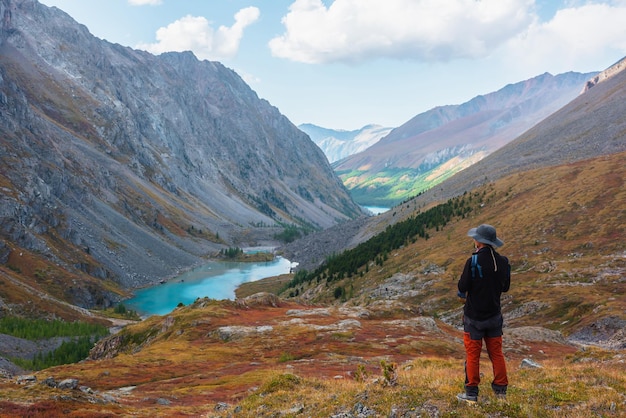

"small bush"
[279,352,295,362]
[380,360,398,387]
[12,336,98,370]
[260,373,302,394]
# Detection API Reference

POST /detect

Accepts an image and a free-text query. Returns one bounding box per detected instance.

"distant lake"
[124,256,293,317]
[363,206,390,215]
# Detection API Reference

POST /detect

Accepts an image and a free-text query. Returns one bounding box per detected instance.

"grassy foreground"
[230,354,625,418]
[0,297,624,417]
[2,349,624,416]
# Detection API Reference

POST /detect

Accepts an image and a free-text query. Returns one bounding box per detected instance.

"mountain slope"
[279,57,626,273]
[0,0,363,306]
[278,150,626,325]
[298,123,393,163]
[403,56,626,208]
[335,71,596,206]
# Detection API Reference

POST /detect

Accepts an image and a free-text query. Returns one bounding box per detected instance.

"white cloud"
[137,7,260,61]
[269,0,536,64]
[501,2,626,74]
[128,0,162,5]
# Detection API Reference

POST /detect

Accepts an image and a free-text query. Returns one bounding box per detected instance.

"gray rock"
[214,402,229,412]
[57,378,79,390]
[286,403,305,414]
[520,358,543,369]
[16,375,37,384]
[41,377,57,388]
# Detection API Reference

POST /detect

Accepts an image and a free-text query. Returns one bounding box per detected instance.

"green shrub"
[12,336,98,370]
[0,317,108,341]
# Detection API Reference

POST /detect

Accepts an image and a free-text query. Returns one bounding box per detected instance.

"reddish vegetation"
[0,297,586,416]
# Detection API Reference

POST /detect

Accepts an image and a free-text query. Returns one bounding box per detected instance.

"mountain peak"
[299,123,393,163]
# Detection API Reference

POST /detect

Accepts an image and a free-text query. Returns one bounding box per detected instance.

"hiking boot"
[456,393,478,404]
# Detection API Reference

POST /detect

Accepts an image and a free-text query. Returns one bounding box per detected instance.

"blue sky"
[39,0,626,130]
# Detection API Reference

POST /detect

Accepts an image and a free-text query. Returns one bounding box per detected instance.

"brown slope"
[280,151,626,335]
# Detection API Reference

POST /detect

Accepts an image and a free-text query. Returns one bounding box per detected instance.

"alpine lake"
[124,250,294,317]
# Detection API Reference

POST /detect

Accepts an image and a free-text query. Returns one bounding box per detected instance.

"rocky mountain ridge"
[0,0,363,304]
[334,71,596,206]
[583,55,626,92]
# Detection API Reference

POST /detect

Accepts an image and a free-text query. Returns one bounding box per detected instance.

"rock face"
[0,0,364,292]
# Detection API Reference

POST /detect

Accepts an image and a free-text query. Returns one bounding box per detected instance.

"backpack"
[458,254,482,299]
[471,254,483,279]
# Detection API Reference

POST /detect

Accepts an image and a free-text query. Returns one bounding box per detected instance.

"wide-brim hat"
[468,224,504,247]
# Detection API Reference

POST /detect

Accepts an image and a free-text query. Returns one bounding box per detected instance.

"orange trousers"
[464,332,508,394]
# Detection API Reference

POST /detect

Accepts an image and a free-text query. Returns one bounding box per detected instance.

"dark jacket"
[458,246,510,321]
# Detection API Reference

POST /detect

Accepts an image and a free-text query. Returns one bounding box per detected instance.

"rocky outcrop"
[236,292,282,308]
[568,317,626,349]
[582,56,626,92]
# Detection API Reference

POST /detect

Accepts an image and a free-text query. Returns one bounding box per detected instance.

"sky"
[38,0,626,131]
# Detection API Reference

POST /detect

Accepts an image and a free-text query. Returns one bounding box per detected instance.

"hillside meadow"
[0,151,625,417]
[274,149,626,339]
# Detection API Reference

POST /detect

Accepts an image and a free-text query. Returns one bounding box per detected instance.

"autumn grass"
[235,274,293,299]
[272,152,626,339]
[1,296,624,417]
[208,354,626,417]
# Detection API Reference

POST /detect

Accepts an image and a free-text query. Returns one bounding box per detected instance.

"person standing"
[456,224,511,403]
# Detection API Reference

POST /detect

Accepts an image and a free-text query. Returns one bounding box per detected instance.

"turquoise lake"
[124,256,293,316]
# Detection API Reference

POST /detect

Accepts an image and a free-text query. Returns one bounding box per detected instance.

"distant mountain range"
[418,55,626,203]
[332,71,597,206]
[298,124,393,163]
